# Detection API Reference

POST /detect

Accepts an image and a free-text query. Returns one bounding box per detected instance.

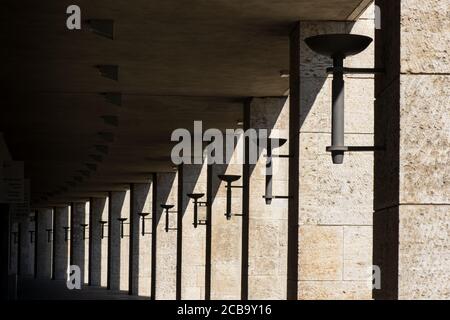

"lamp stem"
[193,200,198,228]
[226,183,232,220]
[332,56,345,164]
[165,209,169,233]
[265,138,273,204]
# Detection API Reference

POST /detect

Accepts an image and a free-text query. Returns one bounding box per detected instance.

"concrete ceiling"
[2,0,372,206]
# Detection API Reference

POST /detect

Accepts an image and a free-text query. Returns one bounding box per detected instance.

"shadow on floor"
[17,276,149,300]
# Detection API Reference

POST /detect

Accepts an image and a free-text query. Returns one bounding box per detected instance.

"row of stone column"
[12,109,291,299]
[9,13,376,299]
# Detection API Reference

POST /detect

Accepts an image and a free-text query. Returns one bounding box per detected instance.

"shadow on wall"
[107,191,126,291]
[130,182,152,296]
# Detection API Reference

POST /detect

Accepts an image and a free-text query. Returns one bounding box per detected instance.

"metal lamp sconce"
[187,193,208,228]
[304,34,385,164]
[137,212,152,236]
[263,138,291,205]
[218,175,242,220]
[117,218,129,239]
[46,229,53,243]
[63,226,70,242]
[80,224,89,240]
[161,204,177,233]
[29,230,35,244]
[11,232,18,245]
[99,221,108,239]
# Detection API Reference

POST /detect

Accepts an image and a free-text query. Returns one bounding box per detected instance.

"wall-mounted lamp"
[46,229,53,243]
[218,175,242,220]
[11,232,18,245]
[63,226,70,242]
[187,193,208,228]
[161,204,176,233]
[263,138,292,205]
[80,224,89,240]
[137,213,152,236]
[99,221,108,239]
[305,34,385,164]
[117,218,128,239]
[29,230,35,244]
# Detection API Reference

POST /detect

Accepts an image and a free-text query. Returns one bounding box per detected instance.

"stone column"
[89,197,108,287]
[295,10,375,300]
[211,158,243,299]
[83,202,90,284]
[35,208,53,279]
[108,190,130,291]
[53,206,69,280]
[155,172,178,300]
[70,202,86,284]
[181,161,208,299]
[0,204,10,299]
[374,0,450,300]
[247,97,289,300]
[130,181,153,297]
[18,213,34,276]
[9,221,19,275]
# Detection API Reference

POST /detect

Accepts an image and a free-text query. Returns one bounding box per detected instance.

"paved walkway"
[17,276,149,300]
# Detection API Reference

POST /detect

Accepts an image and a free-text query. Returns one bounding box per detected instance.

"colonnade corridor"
[1,0,449,310]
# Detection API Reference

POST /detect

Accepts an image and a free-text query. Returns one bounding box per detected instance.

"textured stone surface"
[298,280,372,300]
[89,198,108,287]
[400,0,450,74]
[19,213,34,276]
[248,97,289,300]
[343,226,372,281]
[399,75,450,204]
[374,0,450,300]
[119,191,130,291]
[299,226,343,281]
[83,202,90,284]
[398,205,450,299]
[131,182,153,297]
[8,221,19,274]
[108,191,130,291]
[300,77,374,133]
[36,208,53,279]
[155,172,178,300]
[211,162,242,300]
[181,162,208,300]
[298,14,374,300]
[100,199,109,287]
[299,133,373,225]
[53,207,69,280]
[70,203,86,283]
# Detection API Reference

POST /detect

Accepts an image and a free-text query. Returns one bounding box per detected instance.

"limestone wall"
[108,191,130,291]
[36,208,53,279]
[210,160,243,300]
[181,162,208,299]
[130,182,153,297]
[297,6,375,299]
[89,197,108,286]
[70,203,86,283]
[155,172,178,299]
[53,206,69,280]
[374,0,450,300]
[248,97,290,300]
